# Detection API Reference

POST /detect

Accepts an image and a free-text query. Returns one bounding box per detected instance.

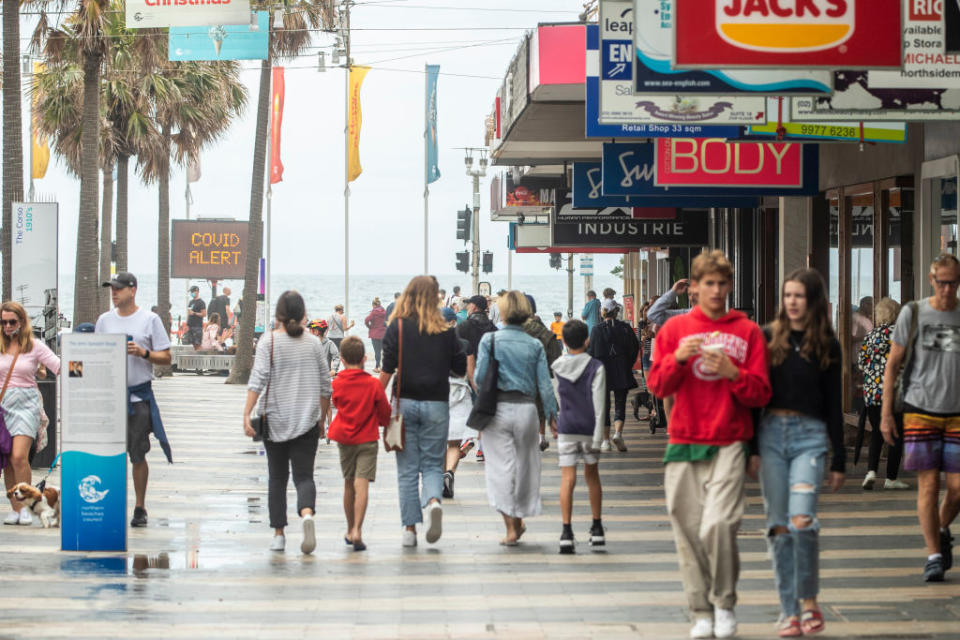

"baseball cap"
[466,295,487,311]
[102,272,138,289]
[524,294,537,314]
[441,307,458,322]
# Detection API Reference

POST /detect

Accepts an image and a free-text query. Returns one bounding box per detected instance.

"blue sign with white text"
[169,11,268,62]
[61,450,127,551]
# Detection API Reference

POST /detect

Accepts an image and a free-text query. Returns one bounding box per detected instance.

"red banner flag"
[270,67,285,185]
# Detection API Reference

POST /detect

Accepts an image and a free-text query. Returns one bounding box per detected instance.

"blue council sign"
[169,11,268,62]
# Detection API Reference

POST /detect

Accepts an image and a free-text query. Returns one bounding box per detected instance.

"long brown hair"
[275,291,305,337]
[768,269,837,369]
[0,301,35,355]
[390,276,447,335]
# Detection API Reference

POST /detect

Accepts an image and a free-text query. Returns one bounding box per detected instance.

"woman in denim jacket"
[475,291,559,546]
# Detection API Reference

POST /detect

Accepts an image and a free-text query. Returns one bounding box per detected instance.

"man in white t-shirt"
[95,272,172,528]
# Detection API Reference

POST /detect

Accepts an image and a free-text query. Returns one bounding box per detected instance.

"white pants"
[482,401,542,519]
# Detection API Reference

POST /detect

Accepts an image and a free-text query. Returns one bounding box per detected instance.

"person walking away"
[0,302,61,526]
[207,286,232,336]
[588,300,640,452]
[442,307,475,499]
[365,298,387,373]
[201,313,223,352]
[328,336,392,551]
[328,305,353,351]
[881,253,960,582]
[522,295,563,452]
[759,269,845,637]
[550,312,565,341]
[490,290,506,327]
[446,286,462,308]
[475,291,559,546]
[456,295,497,461]
[385,292,401,320]
[95,272,173,528]
[858,297,907,490]
[581,290,601,336]
[309,319,340,378]
[243,291,332,554]
[647,251,771,639]
[550,319,606,554]
[379,276,467,547]
[185,285,206,350]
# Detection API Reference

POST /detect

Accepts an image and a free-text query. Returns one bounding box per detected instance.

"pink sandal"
[800,609,825,635]
[777,618,802,638]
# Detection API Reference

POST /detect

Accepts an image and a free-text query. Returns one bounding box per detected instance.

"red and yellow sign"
[654,139,804,188]
[270,67,284,185]
[673,0,902,69]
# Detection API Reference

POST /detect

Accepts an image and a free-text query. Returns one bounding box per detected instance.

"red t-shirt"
[328,369,393,445]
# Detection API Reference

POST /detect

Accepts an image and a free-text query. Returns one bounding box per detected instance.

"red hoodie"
[648,306,771,447]
[328,369,393,445]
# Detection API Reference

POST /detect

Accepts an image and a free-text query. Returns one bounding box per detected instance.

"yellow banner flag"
[32,62,50,180]
[347,66,370,183]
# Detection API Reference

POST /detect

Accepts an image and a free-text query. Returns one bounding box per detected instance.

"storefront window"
[938,177,959,257]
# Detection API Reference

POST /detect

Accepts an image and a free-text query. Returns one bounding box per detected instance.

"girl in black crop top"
[759,268,846,637]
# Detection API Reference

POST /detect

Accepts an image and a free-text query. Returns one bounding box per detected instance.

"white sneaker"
[689,617,713,639]
[714,608,737,639]
[611,432,627,452]
[3,511,19,525]
[424,502,443,544]
[300,515,316,555]
[269,534,285,552]
[884,478,911,490]
[862,470,876,490]
[402,529,417,547]
[17,509,32,526]
[600,440,612,452]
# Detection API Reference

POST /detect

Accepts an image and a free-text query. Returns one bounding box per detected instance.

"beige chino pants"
[664,443,746,616]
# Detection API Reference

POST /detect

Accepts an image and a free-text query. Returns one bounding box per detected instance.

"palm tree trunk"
[73,52,102,326]
[2,0,24,301]
[227,58,270,385]
[157,125,172,335]
[116,154,129,272]
[99,164,114,313]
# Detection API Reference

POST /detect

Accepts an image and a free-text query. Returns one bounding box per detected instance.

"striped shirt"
[248,331,332,442]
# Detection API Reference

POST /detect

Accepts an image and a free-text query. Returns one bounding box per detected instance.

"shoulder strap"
[264,332,275,409]
[0,350,21,405]
[901,301,920,383]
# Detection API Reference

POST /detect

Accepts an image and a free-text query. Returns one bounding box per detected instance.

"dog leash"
[34,452,61,493]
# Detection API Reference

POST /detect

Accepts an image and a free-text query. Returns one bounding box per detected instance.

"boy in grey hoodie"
[550,319,607,554]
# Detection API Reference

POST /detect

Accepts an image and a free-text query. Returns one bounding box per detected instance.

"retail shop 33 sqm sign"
[672,0,902,69]
[654,139,805,188]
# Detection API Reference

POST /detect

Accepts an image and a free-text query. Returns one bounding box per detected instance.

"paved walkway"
[2,374,959,638]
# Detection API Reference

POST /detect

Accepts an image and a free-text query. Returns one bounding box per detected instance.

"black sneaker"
[559,530,575,555]
[924,556,945,582]
[442,472,454,499]
[589,523,605,547]
[131,506,148,528]
[941,527,954,572]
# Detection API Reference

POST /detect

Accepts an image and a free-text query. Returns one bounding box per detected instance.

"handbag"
[0,351,21,469]
[250,333,274,441]
[466,333,499,430]
[383,319,405,452]
[893,301,919,414]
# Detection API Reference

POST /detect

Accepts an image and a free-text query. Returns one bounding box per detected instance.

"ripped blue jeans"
[758,413,828,618]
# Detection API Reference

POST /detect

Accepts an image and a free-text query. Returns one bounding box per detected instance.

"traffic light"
[456,206,472,242]
[549,253,562,270]
[456,251,470,273]
[482,251,493,274]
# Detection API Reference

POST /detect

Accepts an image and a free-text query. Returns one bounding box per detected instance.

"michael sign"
[126,0,251,29]
[654,138,805,188]
[171,220,249,279]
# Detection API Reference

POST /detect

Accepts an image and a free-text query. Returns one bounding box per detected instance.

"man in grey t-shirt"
[883,254,960,583]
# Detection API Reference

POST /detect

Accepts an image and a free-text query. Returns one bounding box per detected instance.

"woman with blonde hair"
[0,302,61,526]
[379,276,467,547]
[201,313,223,352]
[474,290,558,546]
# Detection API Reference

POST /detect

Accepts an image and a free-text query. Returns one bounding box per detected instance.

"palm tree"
[3,0,25,300]
[228,1,337,384]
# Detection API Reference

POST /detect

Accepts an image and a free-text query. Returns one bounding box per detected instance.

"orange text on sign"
[189,232,242,266]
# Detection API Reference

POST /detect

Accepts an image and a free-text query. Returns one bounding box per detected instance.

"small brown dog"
[7,482,60,528]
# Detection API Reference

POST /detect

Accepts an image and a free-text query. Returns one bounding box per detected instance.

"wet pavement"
[2,374,959,638]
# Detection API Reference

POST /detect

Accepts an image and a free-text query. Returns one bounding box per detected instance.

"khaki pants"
[664,443,746,616]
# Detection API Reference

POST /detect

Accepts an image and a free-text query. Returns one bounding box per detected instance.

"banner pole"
[265,64,273,318]
[343,2,351,328]
[423,62,429,275]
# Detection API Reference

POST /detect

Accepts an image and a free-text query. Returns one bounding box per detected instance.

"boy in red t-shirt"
[328,336,392,551]
[648,250,771,640]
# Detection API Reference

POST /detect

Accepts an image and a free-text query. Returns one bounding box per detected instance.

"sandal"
[800,609,825,635]
[777,618,802,638]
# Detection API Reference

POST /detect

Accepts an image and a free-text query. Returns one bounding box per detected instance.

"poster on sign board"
[869,0,960,89]
[672,0,903,70]
[746,98,907,143]
[630,0,832,95]
[126,0,251,29]
[793,72,960,120]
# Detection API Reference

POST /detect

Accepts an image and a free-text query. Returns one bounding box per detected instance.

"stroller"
[631,364,667,435]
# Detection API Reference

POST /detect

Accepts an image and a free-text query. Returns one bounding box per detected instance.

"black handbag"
[467,334,498,430]
[250,332,274,441]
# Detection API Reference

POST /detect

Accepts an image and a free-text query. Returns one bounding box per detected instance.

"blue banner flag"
[169,12,268,62]
[425,64,441,184]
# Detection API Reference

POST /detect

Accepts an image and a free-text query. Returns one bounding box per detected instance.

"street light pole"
[463,147,487,295]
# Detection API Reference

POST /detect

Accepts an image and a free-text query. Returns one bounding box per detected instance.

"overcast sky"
[21,0,622,280]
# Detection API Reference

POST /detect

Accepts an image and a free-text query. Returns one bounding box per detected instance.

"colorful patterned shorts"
[902,410,960,473]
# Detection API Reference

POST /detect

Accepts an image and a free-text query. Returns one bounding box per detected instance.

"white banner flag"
[126,0,251,29]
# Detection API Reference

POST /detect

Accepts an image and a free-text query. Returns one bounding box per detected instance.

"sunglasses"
[1,319,19,326]
[934,279,960,288]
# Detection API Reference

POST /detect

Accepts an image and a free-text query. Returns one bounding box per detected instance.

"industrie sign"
[552,208,710,248]
[171,220,249,279]
[869,0,960,89]
[126,0,251,29]
[654,139,806,188]
[673,0,903,69]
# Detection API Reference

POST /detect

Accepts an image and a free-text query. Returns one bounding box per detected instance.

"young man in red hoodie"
[648,250,771,640]
[328,337,393,552]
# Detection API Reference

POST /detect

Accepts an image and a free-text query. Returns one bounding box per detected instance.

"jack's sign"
[673,0,903,69]
[654,139,807,188]
[126,0,251,29]
[171,220,249,279]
